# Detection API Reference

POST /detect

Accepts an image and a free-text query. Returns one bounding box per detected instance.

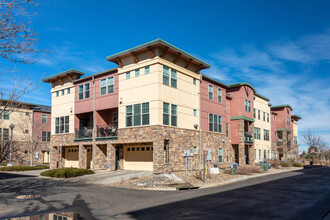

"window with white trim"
[218,88,222,103]
[145,66,150,74]
[209,113,222,133]
[42,115,47,123]
[135,69,140,77]
[163,102,177,126]
[78,83,90,100]
[126,72,130,79]
[218,148,223,162]
[163,66,169,86]
[126,103,149,127]
[208,84,213,100]
[171,69,177,88]
[55,116,69,134]
[42,131,51,142]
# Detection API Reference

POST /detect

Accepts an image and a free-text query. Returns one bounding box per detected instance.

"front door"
[115,146,120,170]
[233,145,239,163]
[87,147,92,169]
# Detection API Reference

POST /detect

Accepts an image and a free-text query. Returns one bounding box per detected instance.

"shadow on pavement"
[0,172,36,180]
[125,167,330,220]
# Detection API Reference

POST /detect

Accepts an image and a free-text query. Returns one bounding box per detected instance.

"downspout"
[31,109,34,166]
[199,76,202,170]
[92,76,96,171]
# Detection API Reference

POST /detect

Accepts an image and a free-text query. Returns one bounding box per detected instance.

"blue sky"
[2,0,330,152]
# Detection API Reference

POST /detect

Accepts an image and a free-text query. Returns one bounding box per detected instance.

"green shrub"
[280,161,291,167]
[41,168,94,178]
[0,165,49,172]
[293,163,304,167]
[0,163,7,166]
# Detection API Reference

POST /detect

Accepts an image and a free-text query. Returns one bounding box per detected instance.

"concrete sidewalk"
[64,170,153,185]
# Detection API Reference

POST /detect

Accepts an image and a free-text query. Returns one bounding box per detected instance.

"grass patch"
[0,165,49,172]
[0,163,7,166]
[41,168,94,178]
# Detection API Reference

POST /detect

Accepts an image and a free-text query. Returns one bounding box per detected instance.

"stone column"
[238,119,246,164]
[50,146,59,169]
[153,140,164,174]
[94,144,107,170]
[107,143,116,171]
[79,144,87,169]
[249,121,255,163]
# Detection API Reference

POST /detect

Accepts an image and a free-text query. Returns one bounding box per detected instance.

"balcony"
[244,131,253,143]
[75,126,93,139]
[97,125,118,139]
[277,138,283,146]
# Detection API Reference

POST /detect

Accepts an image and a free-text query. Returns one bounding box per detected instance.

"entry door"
[87,147,92,169]
[245,145,249,164]
[115,147,120,170]
[43,151,49,163]
[233,145,239,163]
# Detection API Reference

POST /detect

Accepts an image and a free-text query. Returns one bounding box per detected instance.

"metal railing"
[97,125,118,138]
[244,131,253,143]
[75,126,93,139]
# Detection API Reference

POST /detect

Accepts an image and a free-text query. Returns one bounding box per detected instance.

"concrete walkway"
[65,170,153,185]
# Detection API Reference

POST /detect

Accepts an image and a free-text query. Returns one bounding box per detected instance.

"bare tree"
[303,129,330,162]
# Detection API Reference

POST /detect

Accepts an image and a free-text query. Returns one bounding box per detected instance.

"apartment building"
[43,39,301,173]
[0,100,51,165]
[253,93,271,162]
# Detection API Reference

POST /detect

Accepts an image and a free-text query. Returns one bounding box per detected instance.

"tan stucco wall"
[254,96,271,162]
[118,57,200,130]
[51,81,75,135]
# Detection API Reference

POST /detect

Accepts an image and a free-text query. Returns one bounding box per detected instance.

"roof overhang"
[291,115,302,120]
[228,82,256,93]
[271,104,293,111]
[42,69,85,88]
[255,92,270,102]
[201,74,229,88]
[106,39,211,71]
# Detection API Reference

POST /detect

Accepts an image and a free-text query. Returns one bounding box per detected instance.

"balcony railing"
[75,126,93,139]
[277,138,283,146]
[244,131,253,143]
[97,125,118,138]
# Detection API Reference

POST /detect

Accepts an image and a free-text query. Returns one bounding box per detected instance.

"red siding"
[33,111,51,142]
[227,85,254,119]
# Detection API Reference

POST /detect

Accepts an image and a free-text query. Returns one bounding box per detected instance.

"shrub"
[280,161,291,167]
[270,160,281,168]
[293,163,304,167]
[236,165,263,175]
[0,163,7,166]
[0,165,49,172]
[41,168,94,178]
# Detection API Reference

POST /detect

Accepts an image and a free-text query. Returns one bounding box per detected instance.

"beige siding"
[3,108,33,141]
[254,96,272,162]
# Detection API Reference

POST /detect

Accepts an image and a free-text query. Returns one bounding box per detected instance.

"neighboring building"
[0,100,51,165]
[253,93,271,163]
[42,39,301,173]
[271,105,301,161]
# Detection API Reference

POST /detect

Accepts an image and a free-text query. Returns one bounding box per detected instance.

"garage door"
[124,145,153,171]
[65,147,79,168]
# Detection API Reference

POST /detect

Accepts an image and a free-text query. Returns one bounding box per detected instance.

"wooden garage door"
[65,147,79,168]
[124,145,153,171]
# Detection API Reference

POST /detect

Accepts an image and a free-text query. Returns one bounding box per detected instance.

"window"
[259,149,261,159]
[133,104,141,126]
[263,112,266,121]
[193,78,197,85]
[145,66,150,74]
[135,69,140,77]
[25,112,29,116]
[164,140,170,163]
[108,76,114,93]
[24,130,29,133]
[42,115,47,123]
[264,129,270,141]
[245,100,251,112]
[142,102,149,125]
[3,128,9,141]
[56,91,59,97]
[126,103,149,127]
[294,136,298,145]
[55,116,69,134]
[248,101,251,112]
[209,113,222,133]
[274,115,276,121]
[163,66,169,86]
[2,110,10,120]
[67,88,70,94]
[61,90,64,96]
[193,109,197,116]
[85,83,90,99]
[268,150,270,159]
[100,78,107,95]
[208,85,213,100]
[258,110,261,120]
[163,102,177,126]
[287,116,291,125]
[267,113,269,122]
[42,131,51,142]
[227,149,229,161]
[171,69,177,88]
[171,104,177,126]
[126,105,132,127]
[218,88,222,103]
[126,72,130,79]
[264,150,266,159]
[78,85,83,100]
[218,148,223,162]
[194,146,198,154]
[254,108,256,118]
[254,127,261,140]
[163,102,170,125]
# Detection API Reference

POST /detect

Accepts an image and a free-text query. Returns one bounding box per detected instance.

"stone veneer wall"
[237,119,255,165]
[49,126,233,173]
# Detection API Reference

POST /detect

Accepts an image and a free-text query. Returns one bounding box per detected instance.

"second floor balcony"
[244,131,253,143]
[75,124,118,140]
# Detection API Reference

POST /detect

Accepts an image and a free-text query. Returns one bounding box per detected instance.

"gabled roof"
[228,82,256,93]
[255,92,270,102]
[271,104,293,111]
[291,115,302,120]
[106,38,211,69]
[42,69,85,82]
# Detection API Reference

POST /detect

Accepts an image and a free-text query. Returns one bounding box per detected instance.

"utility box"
[184,150,190,157]
[230,168,236,175]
